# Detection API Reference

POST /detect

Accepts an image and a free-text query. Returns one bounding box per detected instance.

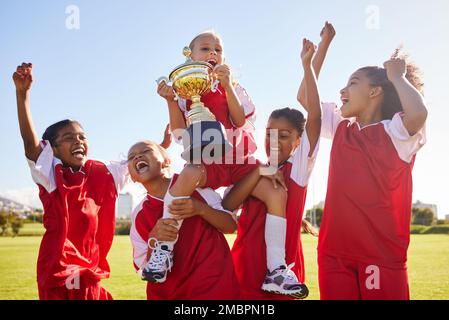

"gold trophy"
[159,47,233,162]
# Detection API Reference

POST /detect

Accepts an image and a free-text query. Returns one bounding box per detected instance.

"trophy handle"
[156,76,170,85]
[156,76,179,101]
[211,79,221,93]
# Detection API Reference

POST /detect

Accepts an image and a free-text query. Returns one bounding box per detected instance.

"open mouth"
[341,97,349,105]
[71,147,86,160]
[135,160,149,174]
[207,59,217,67]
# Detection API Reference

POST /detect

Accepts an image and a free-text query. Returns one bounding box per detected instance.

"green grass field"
[0,232,448,300]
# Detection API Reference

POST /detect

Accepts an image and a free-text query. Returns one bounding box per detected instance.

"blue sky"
[1,0,448,218]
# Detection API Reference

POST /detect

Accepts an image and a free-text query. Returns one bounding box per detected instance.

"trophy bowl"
[169,61,213,102]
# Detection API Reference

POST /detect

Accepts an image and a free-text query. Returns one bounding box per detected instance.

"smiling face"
[190,33,224,67]
[127,141,170,183]
[51,123,89,170]
[265,117,301,165]
[340,69,382,118]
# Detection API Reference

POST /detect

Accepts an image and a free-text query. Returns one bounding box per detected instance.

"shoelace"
[280,263,298,283]
[147,238,172,272]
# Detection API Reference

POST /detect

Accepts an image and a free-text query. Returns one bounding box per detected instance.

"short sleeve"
[197,188,233,215]
[234,84,256,133]
[289,130,319,187]
[321,102,344,140]
[130,200,149,272]
[383,113,426,163]
[26,141,58,193]
[106,160,130,193]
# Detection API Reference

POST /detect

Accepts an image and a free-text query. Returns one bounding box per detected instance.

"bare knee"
[181,164,204,182]
[253,178,287,216]
[171,164,205,195]
[266,186,287,208]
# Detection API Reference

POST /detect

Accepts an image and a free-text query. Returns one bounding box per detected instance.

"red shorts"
[203,158,260,190]
[38,279,113,300]
[318,254,410,300]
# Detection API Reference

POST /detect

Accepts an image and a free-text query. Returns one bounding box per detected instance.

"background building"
[413,201,438,220]
[117,193,133,219]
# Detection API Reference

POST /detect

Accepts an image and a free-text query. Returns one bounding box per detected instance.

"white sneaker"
[261,263,309,299]
[141,239,173,283]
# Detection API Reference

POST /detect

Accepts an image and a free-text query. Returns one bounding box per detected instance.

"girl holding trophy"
[152,30,307,298]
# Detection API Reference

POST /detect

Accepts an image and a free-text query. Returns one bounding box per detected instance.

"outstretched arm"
[13,63,41,162]
[384,58,428,136]
[297,22,335,108]
[301,39,322,156]
[160,124,172,149]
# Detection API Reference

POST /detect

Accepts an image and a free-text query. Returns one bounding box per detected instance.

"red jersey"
[318,103,426,269]
[231,131,319,299]
[27,141,128,290]
[130,174,240,300]
[178,83,257,158]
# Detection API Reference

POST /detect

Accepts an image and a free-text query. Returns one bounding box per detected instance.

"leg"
[162,164,207,234]
[252,178,288,271]
[67,279,113,300]
[252,179,306,298]
[251,177,287,218]
[318,254,361,300]
[38,285,69,300]
[167,164,207,199]
[358,263,410,300]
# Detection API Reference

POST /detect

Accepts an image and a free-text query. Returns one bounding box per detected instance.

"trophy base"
[181,121,233,163]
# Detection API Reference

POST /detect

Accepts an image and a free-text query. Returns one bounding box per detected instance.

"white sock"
[161,192,189,251]
[265,214,287,272]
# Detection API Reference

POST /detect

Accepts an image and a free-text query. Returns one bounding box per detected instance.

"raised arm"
[297,22,335,108]
[301,39,322,156]
[157,81,187,140]
[384,58,428,136]
[160,124,172,149]
[13,63,41,162]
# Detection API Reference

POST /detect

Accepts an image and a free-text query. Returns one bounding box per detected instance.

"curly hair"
[358,47,424,120]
